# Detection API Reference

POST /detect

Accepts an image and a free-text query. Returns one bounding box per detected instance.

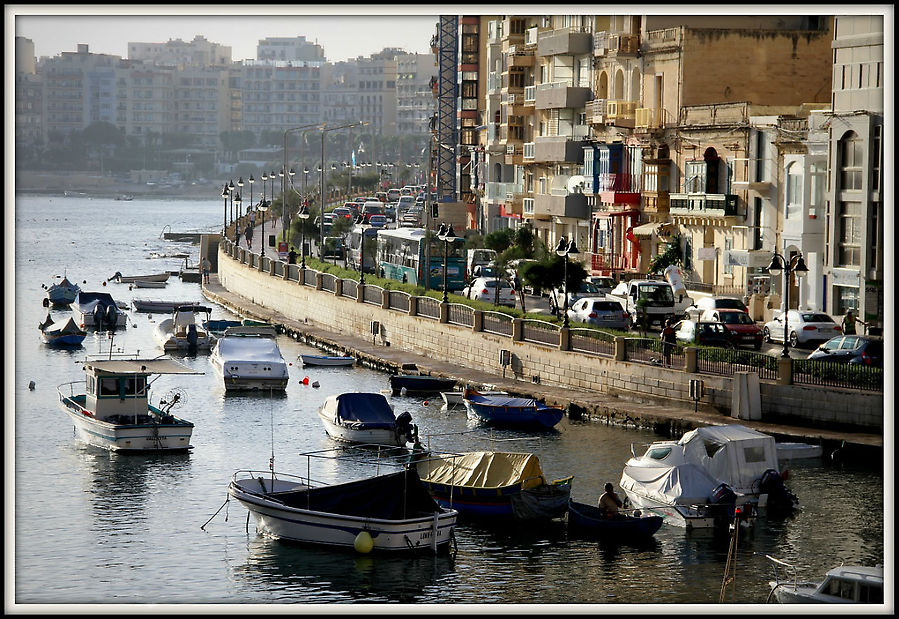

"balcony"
[537,28,592,56]
[635,107,666,131]
[525,27,539,47]
[608,34,640,55]
[534,190,589,219]
[505,144,523,165]
[536,82,592,110]
[606,100,636,127]
[533,136,587,163]
[669,193,738,218]
[485,181,523,202]
[507,50,535,67]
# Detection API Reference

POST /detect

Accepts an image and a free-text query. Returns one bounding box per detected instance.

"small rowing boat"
[301,354,356,367]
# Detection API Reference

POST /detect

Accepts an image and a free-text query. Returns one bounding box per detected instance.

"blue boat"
[39,315,87,347]
[43,276,81,307]
[416,451,573,521]
[202,319,243,335]
[462,388,564,430]
[566,500,664,540]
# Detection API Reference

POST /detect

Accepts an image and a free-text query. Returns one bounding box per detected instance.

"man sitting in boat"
[598,482,624,519]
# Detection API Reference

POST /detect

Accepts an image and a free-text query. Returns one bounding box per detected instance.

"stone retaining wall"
[218,245,883,431]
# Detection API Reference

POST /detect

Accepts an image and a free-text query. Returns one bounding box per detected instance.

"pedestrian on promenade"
[244,223,253,249]
[234,227,242,247]
[201,257,212,284]
[841,310,865,335]
[249,208,257,227]
[288,247,297,264]
[661,318,677,367]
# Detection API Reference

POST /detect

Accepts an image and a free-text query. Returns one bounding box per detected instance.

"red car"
[703,309,763,350]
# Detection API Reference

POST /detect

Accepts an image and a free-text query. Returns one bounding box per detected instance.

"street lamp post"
[354,214,368,286]
[228,178,235,228]
[766,251,808,358]
[237,177,244,221]
[234,192,242,231]
[437,222,456,303]
[260,171,268,207]
[298,205,310,269]
[555,236,580,328]
[259,197,269,259]
[221,184,229,235]
[248,174,254,219]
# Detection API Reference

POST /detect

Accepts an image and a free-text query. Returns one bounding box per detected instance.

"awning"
[631,223,660,237]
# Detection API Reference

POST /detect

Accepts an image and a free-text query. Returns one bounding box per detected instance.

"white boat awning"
[631,222,673,237]
[86,358,202,375]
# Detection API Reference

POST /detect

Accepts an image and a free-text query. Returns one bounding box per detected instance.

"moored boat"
[209,326,289,391]
[228,466,458,554]
[416,451,573,521]
[440,387,507,408]
[317,392,418,446]
[462,388,564,430]
[132,298,200,313]
[71,291,128,329]
[57,356,200,452]
[109,271,170,284]
[389,374,457,396]
[203,319,243,335]
[38,315,87,347]
[131,279,167,289]
[766,556,884,604]
[43,275,81,306]
[301,354,356,367]
[154,305,216,352]
[566,499,664,540]
[776,442,823,462]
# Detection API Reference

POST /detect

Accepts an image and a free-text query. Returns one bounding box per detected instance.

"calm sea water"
[11,194,886,609]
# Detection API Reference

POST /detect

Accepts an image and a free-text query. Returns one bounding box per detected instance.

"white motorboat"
[317,392,418,446]
[766,556,884,604]
[209,326,289,391]
[776,442,824,462]
[440,387,507,408]
[300,354,356,367]
[154,305,216,352]
[228,451,458,554]
[57,356,200,452]
[619,424,797,529]
[131,279,167,289]
[71,291,128,329]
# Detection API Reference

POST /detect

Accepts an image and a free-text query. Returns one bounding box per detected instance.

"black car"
[806,335,883,367]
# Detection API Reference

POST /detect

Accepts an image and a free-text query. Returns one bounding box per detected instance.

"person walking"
[661,318,677,367]
[288,247,297,265]
[244,223,253,249]
[841,310,865,335]
[201,256,212,284]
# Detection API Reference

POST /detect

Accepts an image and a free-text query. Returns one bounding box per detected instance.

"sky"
[10,6,447,63]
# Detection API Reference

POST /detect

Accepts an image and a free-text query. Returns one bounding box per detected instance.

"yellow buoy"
[354,530,374,554]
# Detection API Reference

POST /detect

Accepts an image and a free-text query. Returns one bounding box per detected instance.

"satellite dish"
[566,175,587,194]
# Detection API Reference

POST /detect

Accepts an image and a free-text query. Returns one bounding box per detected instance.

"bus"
[346,225,379,273]
[376,227,466,291]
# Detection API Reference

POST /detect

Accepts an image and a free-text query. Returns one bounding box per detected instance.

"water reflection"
[231,536,456,603]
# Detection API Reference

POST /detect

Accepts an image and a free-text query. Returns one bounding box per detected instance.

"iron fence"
[273,261,283,277]
[303,268,317,286]
[793,358,883,392]
[696,348,779,380]
[388,290,410,313]
[341,279,358,299]
[447,303,474,328]
[417,296,441,320]
[521,319,559,347]
[321,273,337,293]
[363,284,383,305]
[624,337,685,370]
[569,328,615,357]
[483,311,513,337]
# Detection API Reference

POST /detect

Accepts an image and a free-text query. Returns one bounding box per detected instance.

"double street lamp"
[555,236,580,328]
[436,222,456,303]
[237,177,244,220]
[259,197,270,258]
[767,251,808,358]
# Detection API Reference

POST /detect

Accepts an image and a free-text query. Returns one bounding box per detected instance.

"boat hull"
[42,333,86,347]
[440,390,507,407]
[154,321,216,351]
[389,375,457,396]
[301,355,356,367]
[317,413,405,446]
[115,273,170,283]
[567,500,664,538]
[464,399,563,430]
[619,490,719,529]
[210,355,288,391]
[229,474,458,553]
[59,395,193,452]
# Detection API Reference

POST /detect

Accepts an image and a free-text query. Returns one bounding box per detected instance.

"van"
[609,279,684,328]
[466,248,497,280]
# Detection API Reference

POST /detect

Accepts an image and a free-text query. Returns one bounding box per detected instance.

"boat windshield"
[646,447,672,460]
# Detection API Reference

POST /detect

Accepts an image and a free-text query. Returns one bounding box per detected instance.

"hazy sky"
[11,6,447,63]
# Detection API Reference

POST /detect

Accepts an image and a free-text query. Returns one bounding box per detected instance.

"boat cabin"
[82,359,199,422]
[817,566,884,603]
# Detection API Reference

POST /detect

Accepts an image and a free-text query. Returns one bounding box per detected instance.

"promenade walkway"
[201,272,883,457]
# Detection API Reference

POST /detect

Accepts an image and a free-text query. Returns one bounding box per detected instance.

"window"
[724,237,733,274]
[839,133,864,190]
[685,160,706,193]
[872,124,882,193]
[743,446,766,463]
[99,378,119,396]
[838,200,862,266]
[785,162,802,219]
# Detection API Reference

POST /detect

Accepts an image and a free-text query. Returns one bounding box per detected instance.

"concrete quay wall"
[217,248,884,432]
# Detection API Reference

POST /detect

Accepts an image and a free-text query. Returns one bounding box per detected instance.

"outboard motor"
[93,304,105,328]
[708,483,738,529]
[104,303,119,329]
[186,324,199,347]
[759,469,798,516]
[395,411,414,444]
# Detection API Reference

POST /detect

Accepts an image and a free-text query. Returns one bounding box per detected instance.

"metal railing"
[697,348,779,380]
[303,269,317,286]
[521,319,559,347]
[321,273,337,293]
[341,279,358,299]
[447,303,474,328]
[363,284,383,305]
[624,337,685,370]
[483,311,514,336]
[792,358,883,392]
[417,296,441,320]
[388,290,410,313]
[569,328,615,357]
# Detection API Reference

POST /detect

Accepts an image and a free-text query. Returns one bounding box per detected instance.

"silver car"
[762,310,842,348]
[566,297,630,330]
[462,277,517,307]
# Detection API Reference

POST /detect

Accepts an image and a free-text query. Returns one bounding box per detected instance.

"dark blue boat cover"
[75,292,116,307]
[468,394,540,408]
[336,392,397,429]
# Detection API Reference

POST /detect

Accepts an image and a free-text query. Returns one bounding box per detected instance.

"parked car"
[586,276,616,296]
[387,188,402,202]
[701,308,764,350]
[469,264,505,281]
[763,310,842,348]
[462,277,517,307]
[566,297,630,330]
[368,214,388,228]
[673,319,735,348]
[685,296,749,321]
[806,335,883,367]
[549,281,604,315]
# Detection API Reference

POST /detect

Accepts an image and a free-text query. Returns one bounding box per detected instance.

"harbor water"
[12,194,886,608]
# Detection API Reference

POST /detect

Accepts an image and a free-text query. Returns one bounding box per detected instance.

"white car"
[566,297,630,330]
[762,310,842,348]
[462,277,517,307]
[548,281,603,315]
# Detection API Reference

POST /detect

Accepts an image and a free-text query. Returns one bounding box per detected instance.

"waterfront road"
[201,272,882,456]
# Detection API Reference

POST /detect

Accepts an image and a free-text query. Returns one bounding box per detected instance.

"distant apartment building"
[128,35,232,66]
[240,60,324,137]
[354,48,401,135]
[256,36,325,63]
[15,37,42,147]
[396,52,436,136]
[173,66,232,148]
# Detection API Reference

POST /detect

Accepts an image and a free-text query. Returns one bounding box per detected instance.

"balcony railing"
[606,100,636,121]
[669,193,739,217]
[485,181,523,201]
[587,99,606,123]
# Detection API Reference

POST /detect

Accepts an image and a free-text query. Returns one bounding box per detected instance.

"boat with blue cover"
[317,392,418,446]
[462,387,564,430]
[71,291,128,329]
[39,315,87,347]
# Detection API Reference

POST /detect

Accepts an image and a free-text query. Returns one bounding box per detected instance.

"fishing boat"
[209,326,289,391]
[416,451,573,521]
[776,442,823,462]
[57,355,200,452]
[132,298,200,313]
[203,319,243,335]
[228,463,458,554]
[566,500,664,540]
[300,354,356,367]
[440,387,507,408]
[389,374,457,396]
[43,275,81,306]
[38,315,87,347]
[619,424,797,529]
[317,392,418,446]
[766,556,884,604]
[131,279,167,289]
[462,388,564,430]
[71,291,128,329]
[109,271,171,284]
[154,305,216,352]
